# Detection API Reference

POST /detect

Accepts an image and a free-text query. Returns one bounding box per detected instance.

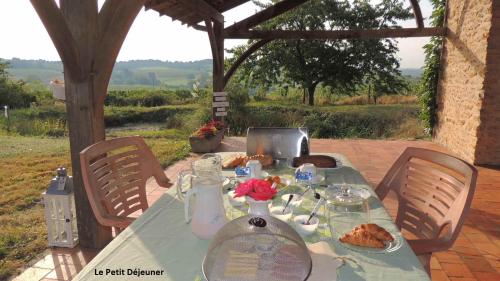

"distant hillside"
[401,68,423,78]
[2,58,423,88]
[2,58,213,89]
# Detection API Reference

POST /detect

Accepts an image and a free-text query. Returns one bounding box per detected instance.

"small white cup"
[298,163,317,177]
[281,194,303,207]
[293,215,319,236]
[270,206,293,222]
[246,160,262,178]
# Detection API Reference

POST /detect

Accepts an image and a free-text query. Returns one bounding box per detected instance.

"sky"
[0,0,433,68]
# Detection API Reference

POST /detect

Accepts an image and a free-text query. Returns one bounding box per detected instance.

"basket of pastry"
[338,224,401,253]
[222,154,274,169]
[264,175,291,189]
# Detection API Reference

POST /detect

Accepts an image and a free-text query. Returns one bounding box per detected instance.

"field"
[0,130,190,280]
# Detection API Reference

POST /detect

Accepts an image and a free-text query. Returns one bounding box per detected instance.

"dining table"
[73,152,431,281]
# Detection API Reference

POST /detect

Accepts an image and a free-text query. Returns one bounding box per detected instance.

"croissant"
[222,154,274,169]
[243,154,273,167]
[354,224,394,242]
[222,155,245,168]
[339,229,385,248]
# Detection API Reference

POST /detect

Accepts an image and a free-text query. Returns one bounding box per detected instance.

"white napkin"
[308,242,344,281]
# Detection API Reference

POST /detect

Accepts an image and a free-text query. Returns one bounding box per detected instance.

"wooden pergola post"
[31,0,146,248]
[205,19,225,121]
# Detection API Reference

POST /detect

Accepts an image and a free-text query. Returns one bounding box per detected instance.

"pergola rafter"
[224,0,311,37]
[225,27,446,40]
[223,39,273,86]
[409,0,424,28]
[32,0,446,248]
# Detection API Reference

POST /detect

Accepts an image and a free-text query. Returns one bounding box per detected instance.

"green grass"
[0,130,191,280]
[0,136,69,158]
[248,100,419,112]
[0,105,199,137]
[228,102,424,138]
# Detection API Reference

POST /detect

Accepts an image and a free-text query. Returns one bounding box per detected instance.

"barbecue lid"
[202,215,312,281]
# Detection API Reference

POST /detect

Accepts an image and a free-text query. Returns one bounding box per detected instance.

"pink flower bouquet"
[234,178,277,201]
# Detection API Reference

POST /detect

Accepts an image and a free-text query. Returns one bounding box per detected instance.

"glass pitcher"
[177,154,227,239]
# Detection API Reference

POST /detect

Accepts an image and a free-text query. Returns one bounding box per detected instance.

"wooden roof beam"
[192,24,208,31]
[225,0,310,36]
[409,0,424,28]
[218,0,251,12]
[176,11,200,25]
[161,3,190,19]
[225,27,446,40]
[205,20,221,70]
[183,0,223,23]
[145,0,171,10]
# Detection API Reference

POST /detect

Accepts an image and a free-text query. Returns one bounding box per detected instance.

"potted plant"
[189,120,225,153]
[233,178,277,216]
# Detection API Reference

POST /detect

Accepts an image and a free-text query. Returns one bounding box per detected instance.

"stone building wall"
[476,1,500,165]
[435,0,499,165]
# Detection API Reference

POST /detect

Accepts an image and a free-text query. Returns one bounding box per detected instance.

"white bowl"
[293,215,319,236]
[281,194,303,207]
[227,190,246,207]
[270,206,293,222]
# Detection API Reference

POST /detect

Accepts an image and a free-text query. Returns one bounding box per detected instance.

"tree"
[227,0,412,105]
[365,69,409,104]
[0,61,36,108]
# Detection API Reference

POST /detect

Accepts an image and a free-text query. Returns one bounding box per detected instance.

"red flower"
[207,120,224,130]
[234,178,276,201]
[234,181,253,197]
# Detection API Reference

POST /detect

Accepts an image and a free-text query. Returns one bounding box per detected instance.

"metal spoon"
[305,198,324,225]
[311,185,321,200]
[283,194,294,214]
[300,186,311,197]
[313,192,321,200]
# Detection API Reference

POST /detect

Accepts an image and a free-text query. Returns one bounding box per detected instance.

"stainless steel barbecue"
[246,127,309,160]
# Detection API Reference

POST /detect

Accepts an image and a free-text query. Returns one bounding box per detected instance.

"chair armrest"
[98,214,135,229]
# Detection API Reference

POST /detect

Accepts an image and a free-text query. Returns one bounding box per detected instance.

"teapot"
[177,154,227,239]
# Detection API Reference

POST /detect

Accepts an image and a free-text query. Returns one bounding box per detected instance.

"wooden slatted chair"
[376,147,477,275]
[80,136,172,231]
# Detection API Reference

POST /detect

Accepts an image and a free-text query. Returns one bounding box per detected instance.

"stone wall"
[476,1,500,165]
[435,0,499,165]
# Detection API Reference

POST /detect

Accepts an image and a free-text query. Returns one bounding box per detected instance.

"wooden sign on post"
[212,101,229,107]
[213,92,229,121]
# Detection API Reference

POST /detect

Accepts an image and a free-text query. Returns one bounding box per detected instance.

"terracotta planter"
[189,129,224,153]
